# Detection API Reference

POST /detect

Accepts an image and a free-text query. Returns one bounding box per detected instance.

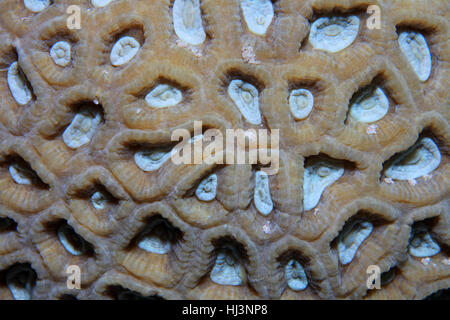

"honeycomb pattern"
[0,0,448,300]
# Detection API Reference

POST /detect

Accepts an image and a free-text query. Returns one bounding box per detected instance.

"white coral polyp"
[384,137,441,180]
[240,0,274,36]
[145,84,182,108]
[337,220,373,265]
[24,0,50,13]
[254,170,273,216]
[91,191,109,210]
[409,223,440,258]
[91,0,112,7]
[9,163,33,185]
[303,160,344,211]
[62,107,102,149]
[398,31,432,82]
[137,221,172,254]
[138,235,171,254]
[57,224,86,256]
[135,135,202,172]
[173,0,206,45]
[210,246,244,286]
[110,36,140,66]
[134,147,172,172]
[228,79,261,125]
[195,174,217,202]
[285,260,308,291]
[6,266,34,300]
[7,62,32,105]
[289,88,314,120]
[349,86,389,123]
[309,16,360,53]
[49,41,71,67]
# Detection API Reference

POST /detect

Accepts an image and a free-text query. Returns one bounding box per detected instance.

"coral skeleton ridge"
[0,0,448,300]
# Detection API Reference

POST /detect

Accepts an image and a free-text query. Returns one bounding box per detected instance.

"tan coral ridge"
[0,0,448,300]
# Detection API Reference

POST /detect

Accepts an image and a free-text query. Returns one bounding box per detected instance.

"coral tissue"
[0,0,448,300]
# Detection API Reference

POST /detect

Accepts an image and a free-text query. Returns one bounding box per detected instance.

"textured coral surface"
[0,0,449,300]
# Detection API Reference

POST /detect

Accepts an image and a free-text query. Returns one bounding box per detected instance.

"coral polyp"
[0,0,448,300]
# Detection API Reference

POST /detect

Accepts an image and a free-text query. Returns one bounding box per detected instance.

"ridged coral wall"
[0,0,448,299]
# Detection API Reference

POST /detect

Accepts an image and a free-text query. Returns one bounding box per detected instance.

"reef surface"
[0,0,448,300]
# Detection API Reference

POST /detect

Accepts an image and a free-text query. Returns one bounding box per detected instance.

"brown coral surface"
[0,0,449,300]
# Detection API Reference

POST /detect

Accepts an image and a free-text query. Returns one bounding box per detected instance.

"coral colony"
[0,0,448,300]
